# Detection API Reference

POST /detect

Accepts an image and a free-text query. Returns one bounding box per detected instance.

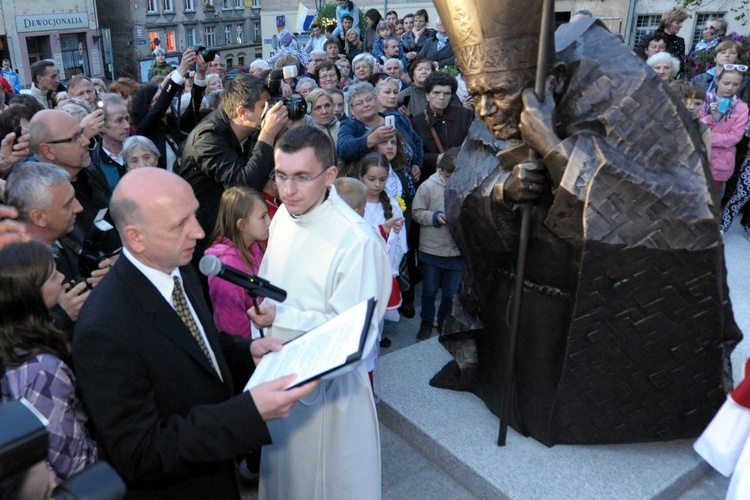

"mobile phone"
[717,97,731,115]
[96,99,107,122]
[12,116,21,144]
[401,94,411,108]
[384,115,395,127]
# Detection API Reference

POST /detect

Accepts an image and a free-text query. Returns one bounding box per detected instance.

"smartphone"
[717,97,731,115]
[96,99,107,122]
[401,94,411,108]
[12,116,21,144]
[384,115,395,127]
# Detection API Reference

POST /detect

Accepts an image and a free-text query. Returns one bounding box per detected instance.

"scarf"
[436,33,449,52]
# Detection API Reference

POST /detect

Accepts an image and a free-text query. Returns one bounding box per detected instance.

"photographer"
[177,74,290,265]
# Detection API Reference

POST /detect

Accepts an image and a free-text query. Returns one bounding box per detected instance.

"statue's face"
[468,71,530,140]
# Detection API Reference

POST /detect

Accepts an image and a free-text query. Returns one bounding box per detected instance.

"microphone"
[199,255,287,303]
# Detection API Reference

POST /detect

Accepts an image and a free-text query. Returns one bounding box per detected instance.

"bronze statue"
[431,0,742,446]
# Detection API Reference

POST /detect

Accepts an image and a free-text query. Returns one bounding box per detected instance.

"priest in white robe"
[250,125,391,500]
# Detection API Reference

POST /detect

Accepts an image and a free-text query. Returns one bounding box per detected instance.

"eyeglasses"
[351,95,376,108]
[723,64,748,72]
[274,168,328,184]
[46,129,84,145]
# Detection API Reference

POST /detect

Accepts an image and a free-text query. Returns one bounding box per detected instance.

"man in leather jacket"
[176,74,288,264]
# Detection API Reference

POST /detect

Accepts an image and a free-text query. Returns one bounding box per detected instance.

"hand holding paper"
[250,374,320,421]
[250,337,284,366]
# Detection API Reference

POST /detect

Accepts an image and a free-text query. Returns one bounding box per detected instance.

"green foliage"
[440,65,460,77]
[678,0,748,25]
[313,2,365,32]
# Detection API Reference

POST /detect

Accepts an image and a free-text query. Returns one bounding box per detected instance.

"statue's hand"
[501,160,547,204]
[519,78,560,158]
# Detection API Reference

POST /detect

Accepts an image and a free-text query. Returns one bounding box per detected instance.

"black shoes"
[416,321,432,342]
[399,303,416,318]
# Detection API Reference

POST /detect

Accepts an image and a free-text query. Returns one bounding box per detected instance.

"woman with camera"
[0,241,98,481]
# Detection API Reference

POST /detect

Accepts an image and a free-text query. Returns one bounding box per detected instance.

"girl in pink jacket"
[700,65,750,198]
[205,187,270,339]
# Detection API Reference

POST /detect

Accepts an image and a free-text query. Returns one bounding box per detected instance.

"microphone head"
[199,255,222,277]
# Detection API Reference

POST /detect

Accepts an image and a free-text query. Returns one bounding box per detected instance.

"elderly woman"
[295,77,318,98]
[647,52,680,82]
[376,76,402,114]
[122,135,161,170]
[338,82,423,179]
[315,61,342,90]
[304,89,342,166]
[351,53,377,84]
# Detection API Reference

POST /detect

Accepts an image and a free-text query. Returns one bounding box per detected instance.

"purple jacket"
[205,238,264,339]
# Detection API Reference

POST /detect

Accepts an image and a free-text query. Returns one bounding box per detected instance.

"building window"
[253,22,260,42]
[224,25,232,45]
[633,14,661,48]
[185,0,194,11]
[163,0,174,12]
[149,30,159,50]
[238,55,245,66]
[234,0,242,8]
[164,29,176,51]
[223,0,231,9]
[692,12,726,47]
[147,0,158,13]
[252,0,259,8]
[226,57,234,67]
[204,26,216,46]
[236,24,245,44]
[185,27,195,47]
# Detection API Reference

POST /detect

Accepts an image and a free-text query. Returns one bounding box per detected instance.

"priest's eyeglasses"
[273,169,327,184]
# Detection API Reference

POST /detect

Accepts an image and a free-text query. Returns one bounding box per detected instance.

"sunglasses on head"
[723,64,748,72]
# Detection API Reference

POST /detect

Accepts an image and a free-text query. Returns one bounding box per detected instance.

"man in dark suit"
[72,167,316,498]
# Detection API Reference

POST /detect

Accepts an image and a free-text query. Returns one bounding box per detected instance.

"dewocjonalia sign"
[16,13,89,33]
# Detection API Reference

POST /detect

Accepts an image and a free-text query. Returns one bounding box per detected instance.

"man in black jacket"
[177,74,288,263]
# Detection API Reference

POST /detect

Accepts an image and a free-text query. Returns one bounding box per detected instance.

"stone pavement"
[243,220,749,499]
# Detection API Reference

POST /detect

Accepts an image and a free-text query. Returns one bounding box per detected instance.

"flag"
[296,2,309,33]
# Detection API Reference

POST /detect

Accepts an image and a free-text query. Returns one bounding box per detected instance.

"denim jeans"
[418,251,465,323]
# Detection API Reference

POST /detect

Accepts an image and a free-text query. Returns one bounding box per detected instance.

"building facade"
[97,0,263,82]
[257,0,750,62]
[0,0,106,88]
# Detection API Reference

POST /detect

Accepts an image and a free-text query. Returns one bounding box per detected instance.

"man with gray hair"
[89,93,130,193]
[4,162,103,323]
[249,58,270,77]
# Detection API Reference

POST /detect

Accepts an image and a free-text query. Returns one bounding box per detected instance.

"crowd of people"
[0,4,749,498]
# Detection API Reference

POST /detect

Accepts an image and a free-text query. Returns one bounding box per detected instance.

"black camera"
[195,45,217,63]
[0,400,126,499]
[267,68,307,120]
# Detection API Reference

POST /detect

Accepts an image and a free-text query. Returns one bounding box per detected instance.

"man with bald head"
[29,109,115,251]
[73,167,317,498]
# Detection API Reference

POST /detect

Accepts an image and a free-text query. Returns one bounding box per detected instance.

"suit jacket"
[73,255,270,499]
